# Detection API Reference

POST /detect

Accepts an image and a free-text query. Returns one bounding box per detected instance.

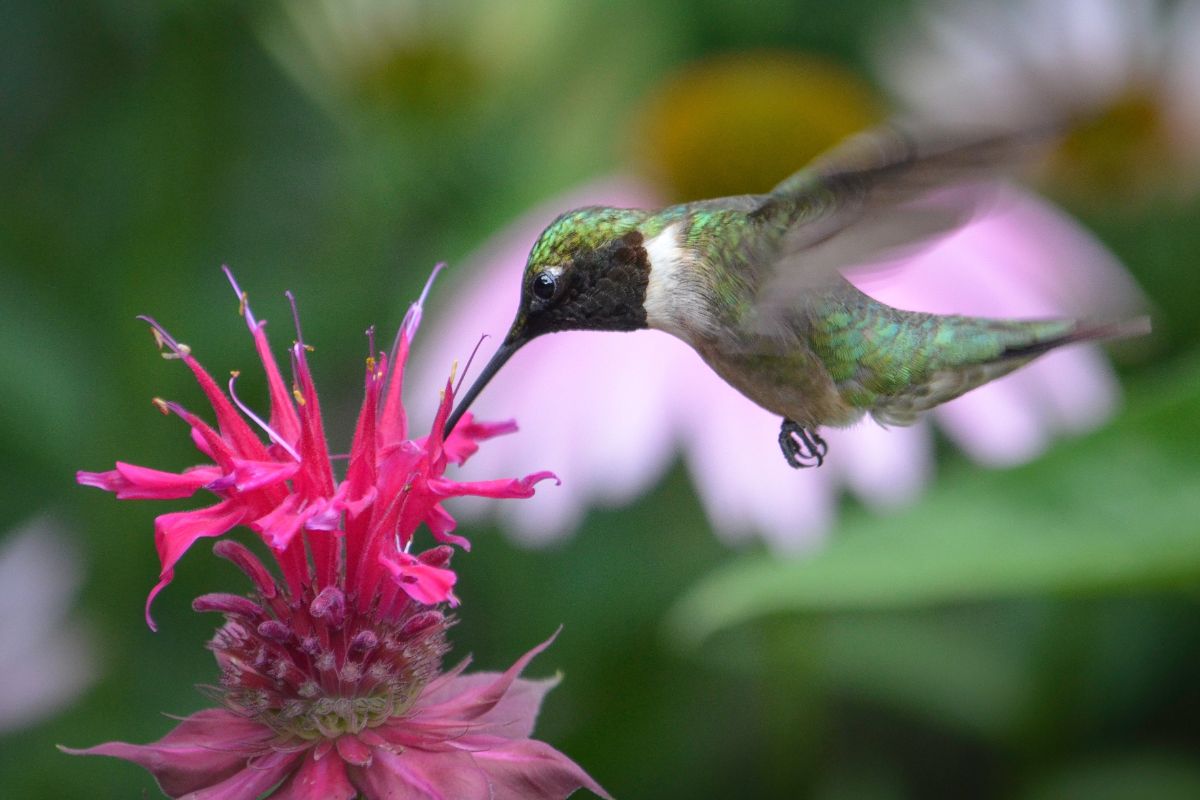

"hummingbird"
[443,125,1149,468]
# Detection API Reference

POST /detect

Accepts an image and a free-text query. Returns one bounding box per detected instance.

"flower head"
[78,266,554,628]
[66,544,606,800]
[876,0,1200,200]
[68,269,603,799]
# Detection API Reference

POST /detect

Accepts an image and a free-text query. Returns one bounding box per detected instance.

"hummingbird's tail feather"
[867,314,1150,427]
[995,316,1151,361]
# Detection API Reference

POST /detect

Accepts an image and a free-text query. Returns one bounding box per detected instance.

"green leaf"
[1021,753,1200,800]
[667,354,1200,649]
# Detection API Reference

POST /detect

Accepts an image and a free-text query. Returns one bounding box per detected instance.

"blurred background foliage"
[2,0,1199,797]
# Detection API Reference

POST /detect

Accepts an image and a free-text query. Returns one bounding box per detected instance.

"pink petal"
[140,319,273,465]
[77,462,222,500]
[442,414,518,466]
[421,674,560,740]
[427,471,559,500]
[344,352,384,507]
[189,424,215,458]
[59,708,281,797]
[422,503,471,550]
[182,754,299,800]
[224,269,302,447]
[352,747,491,800]
[250,495,308,551]
[205,457,299,494]
[414,631,558,724]
[147,500,246,629]
[271,747,356,800]
[0,518,96,733]
[334,735,373,768]
[468,737,613,800]
[379,553,459,607]
[833,421,932,510]
[378,265,444,452]
[289,342,338,500]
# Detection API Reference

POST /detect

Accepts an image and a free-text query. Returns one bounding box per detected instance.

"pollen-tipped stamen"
[137,316,191,359]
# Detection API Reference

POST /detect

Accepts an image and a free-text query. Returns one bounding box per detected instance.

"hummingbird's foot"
[779,420,828,469]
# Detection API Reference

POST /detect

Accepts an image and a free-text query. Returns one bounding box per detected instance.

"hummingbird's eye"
[532,272,557,301]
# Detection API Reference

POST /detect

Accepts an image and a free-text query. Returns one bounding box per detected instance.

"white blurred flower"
[876,0,1200,195]
[412,178,1142,551]
[260,0,566,118]
[0,517,97,732]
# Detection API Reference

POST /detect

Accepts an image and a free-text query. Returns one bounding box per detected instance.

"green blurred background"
[3,1,1200,797]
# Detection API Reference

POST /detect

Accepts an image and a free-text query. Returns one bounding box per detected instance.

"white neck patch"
[643,223,714,341]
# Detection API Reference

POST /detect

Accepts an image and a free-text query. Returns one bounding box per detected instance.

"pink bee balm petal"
[147,500,246,629]
[59,708,282,797]
[468,737,615,800]
[223,267,303,446]
[354,746,491,800]
[334,734,374,768]
[422,503,470,550]
[429,674,560,741]
[443,413,519,466]
[379,553,459,607]
[272,747,357,800]
[204,457,299,494]
[140,317,274,465]
[427,471,559,500]
[179,753,303,800]
[76,462,222,500]
[190,425,215,459]
[415,631,559,724]
[249,494,308,551]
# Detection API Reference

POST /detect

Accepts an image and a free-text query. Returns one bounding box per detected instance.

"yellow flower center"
[631,52,885,202]
[1048,89,1173,201]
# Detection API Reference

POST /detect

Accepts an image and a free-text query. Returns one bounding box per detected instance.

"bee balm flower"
[67,268,606,800]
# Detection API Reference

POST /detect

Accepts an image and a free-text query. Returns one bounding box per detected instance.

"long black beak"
[443,331,526,438]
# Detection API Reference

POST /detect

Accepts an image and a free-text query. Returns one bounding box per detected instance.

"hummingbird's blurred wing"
[750,124,1051,321]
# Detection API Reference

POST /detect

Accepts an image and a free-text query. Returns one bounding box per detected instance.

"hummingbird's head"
[443,206,650,435]
[515,206,653,339]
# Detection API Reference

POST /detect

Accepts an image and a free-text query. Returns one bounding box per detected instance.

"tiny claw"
[778,419,828,469]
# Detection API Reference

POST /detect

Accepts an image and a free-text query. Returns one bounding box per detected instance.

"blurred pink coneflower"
[0,517,96,734]
[876,0,1200,199]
